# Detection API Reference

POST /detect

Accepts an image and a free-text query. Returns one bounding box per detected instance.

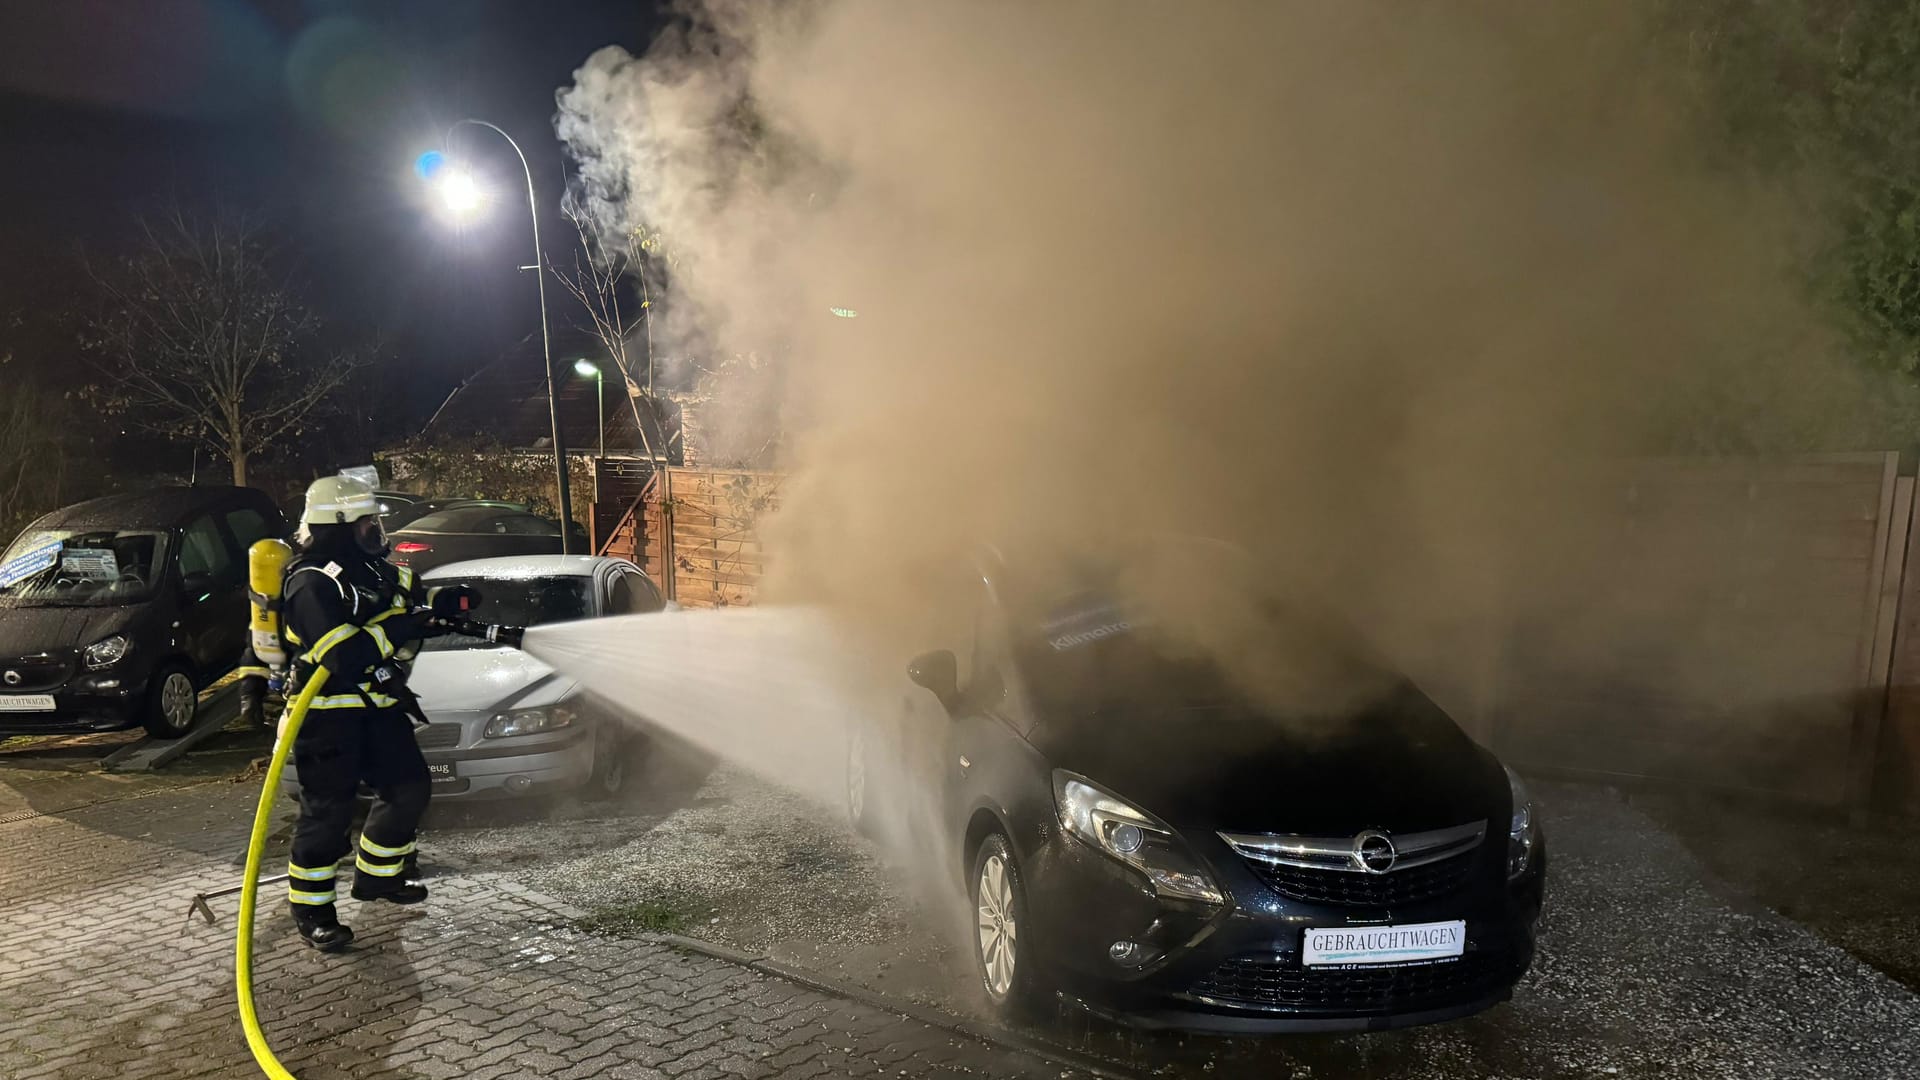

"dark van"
[0,487,286,738]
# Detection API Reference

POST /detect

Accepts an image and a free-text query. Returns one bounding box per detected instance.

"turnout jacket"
[282,548,433,710]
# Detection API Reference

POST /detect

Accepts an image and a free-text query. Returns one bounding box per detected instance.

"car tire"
[584,722,632,801]
[143,663,198,740]
[970,830,1047,1020]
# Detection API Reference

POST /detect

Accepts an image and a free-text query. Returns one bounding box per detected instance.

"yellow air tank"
[247,539,293,669]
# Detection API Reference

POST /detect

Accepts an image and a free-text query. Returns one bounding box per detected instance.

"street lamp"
[572,361,602,499]
[425,121,574,553]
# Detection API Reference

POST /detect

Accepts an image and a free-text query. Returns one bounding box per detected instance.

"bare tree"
[0,377,68,539]
[80,208,369,486]
[552,198,673,465]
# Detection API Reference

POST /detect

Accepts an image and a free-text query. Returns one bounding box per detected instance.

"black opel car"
[847,541,1546,1033]
[0,487,284,738]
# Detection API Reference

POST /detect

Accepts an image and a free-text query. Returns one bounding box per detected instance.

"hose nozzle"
[441,618,525,649]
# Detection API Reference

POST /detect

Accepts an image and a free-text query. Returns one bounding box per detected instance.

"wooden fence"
[598,458,1920,816]
[1489,453,1907,814]
[597,466,781,608]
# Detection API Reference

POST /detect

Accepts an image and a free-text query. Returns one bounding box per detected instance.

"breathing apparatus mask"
[353,516,389,558]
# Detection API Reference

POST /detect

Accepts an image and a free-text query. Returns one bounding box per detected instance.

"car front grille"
[414,723,462,750]
[1248,850,1479,907]
[1189,950,1511,1013]
[1219,820,1487,908]
[0,654,73,693]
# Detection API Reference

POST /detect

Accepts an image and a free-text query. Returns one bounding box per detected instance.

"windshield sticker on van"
[0,540,63,588]
[1047,621,1133,651]
[60,548,120,581]
[1042,600,1137,651]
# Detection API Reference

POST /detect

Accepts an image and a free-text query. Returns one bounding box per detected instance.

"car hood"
[409,647,577,715]
[1027,682,1507,835]
[0,603,144,657]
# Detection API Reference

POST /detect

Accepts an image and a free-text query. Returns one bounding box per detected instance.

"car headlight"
[1053,771,1223,904]
[483,703,577,739]
[82,635,132,669]
[1505,765,1537,879]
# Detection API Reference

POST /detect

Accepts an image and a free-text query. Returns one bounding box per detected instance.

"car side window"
[179,515,238,585]
[632,572,665,612]
[225,508,274,550]
[499,516,559,537]
[605,574,634,615]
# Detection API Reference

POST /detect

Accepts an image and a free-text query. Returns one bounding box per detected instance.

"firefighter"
[280,476,477,952]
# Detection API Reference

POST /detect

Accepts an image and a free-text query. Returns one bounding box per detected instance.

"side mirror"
[907,649,961,712]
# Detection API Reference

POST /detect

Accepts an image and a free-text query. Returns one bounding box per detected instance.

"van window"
[179,516,238,585]
[226,508,274,550]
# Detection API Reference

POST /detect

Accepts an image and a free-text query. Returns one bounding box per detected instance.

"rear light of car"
[393,541,431,554]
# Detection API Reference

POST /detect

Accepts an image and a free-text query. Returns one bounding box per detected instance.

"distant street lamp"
[572,357,602,499]
[423,121,574,553]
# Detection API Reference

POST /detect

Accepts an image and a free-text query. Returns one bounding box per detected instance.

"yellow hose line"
[236,665,330,1080]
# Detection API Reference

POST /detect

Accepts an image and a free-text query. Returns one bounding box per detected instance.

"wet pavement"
[0,733,1102,1080]
[442,761,1920,1080]
[3,728,1917,1079]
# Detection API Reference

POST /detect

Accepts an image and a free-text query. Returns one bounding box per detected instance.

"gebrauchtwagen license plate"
[0,695,56,713]
[1303,920,1467,967]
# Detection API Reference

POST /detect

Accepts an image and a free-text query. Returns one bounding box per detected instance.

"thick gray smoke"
[552,2,1905,728]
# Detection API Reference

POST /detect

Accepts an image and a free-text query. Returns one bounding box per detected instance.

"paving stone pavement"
[0,779,1097,1080]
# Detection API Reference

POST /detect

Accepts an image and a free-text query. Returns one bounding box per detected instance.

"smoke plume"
[554,1,1902,719]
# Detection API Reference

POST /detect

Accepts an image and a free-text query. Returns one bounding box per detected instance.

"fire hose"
[233,621,524,1078]
[234,662,328,1080]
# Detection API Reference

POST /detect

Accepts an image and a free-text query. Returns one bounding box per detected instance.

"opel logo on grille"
[1352,830,1397,874]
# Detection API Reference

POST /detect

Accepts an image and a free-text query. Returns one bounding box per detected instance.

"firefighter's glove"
[430,584,483,619]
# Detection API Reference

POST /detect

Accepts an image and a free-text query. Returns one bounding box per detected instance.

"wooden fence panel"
[660,467,782,609]
[1492,453,1901,809]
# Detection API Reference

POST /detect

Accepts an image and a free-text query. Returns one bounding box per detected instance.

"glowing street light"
[434,168,484,218]
[574,359,604,504]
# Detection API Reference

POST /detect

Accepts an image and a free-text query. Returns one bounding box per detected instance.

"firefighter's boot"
[291,906,355,953]
[350,877,429,905]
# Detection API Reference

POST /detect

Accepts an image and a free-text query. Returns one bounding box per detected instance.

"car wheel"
[584,722,631,801]
[143,664,198,740]
[846,721,887,837]
[971,831,1046,1018]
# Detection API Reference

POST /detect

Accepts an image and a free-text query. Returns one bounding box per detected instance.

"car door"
[175,511,246,677]
[941,583,1034,836]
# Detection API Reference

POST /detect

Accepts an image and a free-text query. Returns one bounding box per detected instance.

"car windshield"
[420,574,595,651]
[0,528,172,606]
[1000,548,1391,717]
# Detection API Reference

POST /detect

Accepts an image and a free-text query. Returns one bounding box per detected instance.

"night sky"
[0,0,658,429]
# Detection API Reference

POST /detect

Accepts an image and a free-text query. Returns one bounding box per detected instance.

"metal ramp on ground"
[100,684,244,772]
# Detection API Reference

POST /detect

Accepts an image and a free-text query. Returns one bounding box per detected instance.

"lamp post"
[427,119,574,553]
[574,359,604,503]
